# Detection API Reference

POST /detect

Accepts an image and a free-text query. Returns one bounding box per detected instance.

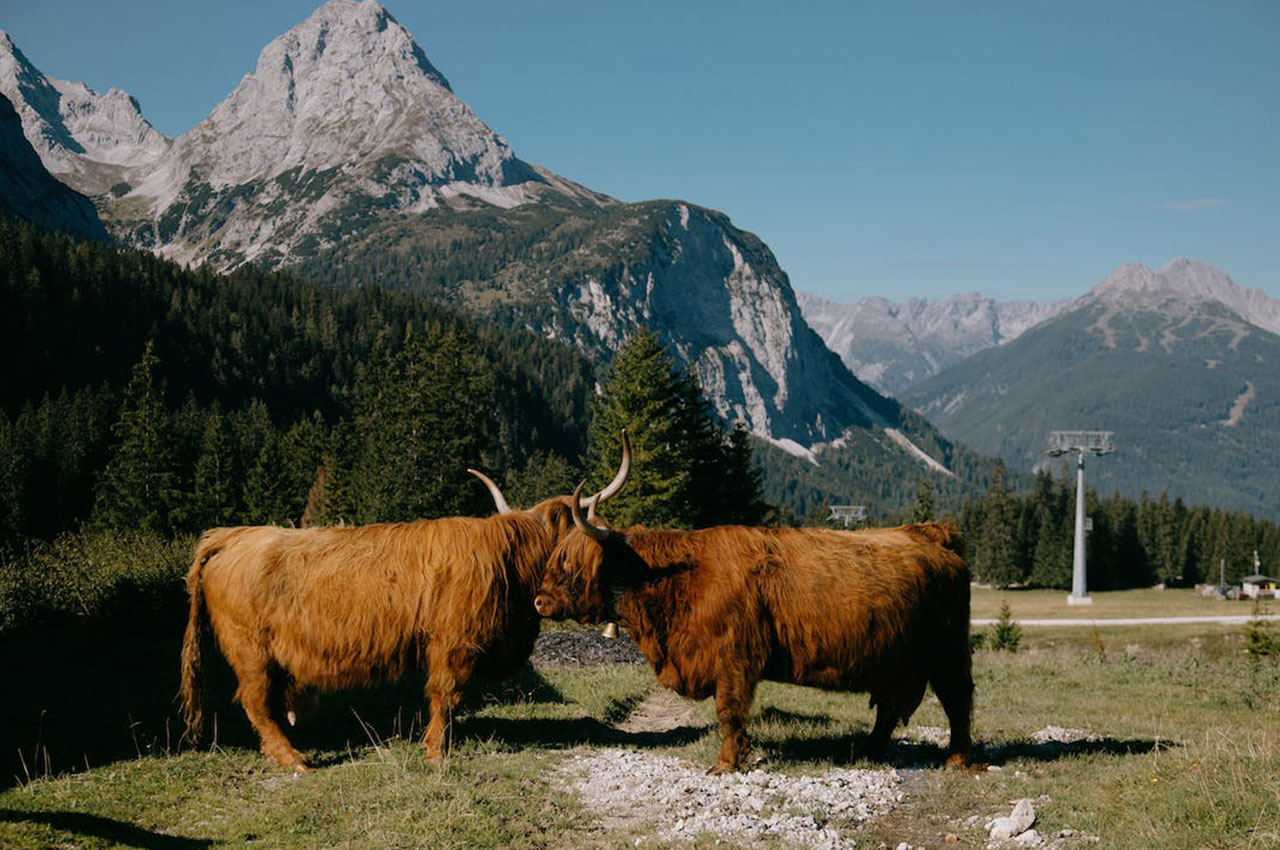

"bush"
[1244,600,1278,660]
[990,600,1022,653]
[0,529,192,635]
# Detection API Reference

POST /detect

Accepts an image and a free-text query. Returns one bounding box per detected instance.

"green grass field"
[1,625,1277,850]
[970,586,1265,620]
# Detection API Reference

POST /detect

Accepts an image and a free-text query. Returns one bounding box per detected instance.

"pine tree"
[584,328,699,528]
[912,476,936,523]
[719,422,767,525]
[975,459,1022,587]
[347,326,495,522]
[92,341,182,535]
[191,407,237,528]
[584,327,751,529]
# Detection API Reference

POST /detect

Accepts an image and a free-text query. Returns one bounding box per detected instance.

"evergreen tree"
[584,328,701,528]
[912,476,936,523]
[975,459,1021,587]
[584,328,759,528]
[242,428,293,525]
[346,326,495,522]
[191,407,237,528]
[91,341,182,535]
[719,422,767,526]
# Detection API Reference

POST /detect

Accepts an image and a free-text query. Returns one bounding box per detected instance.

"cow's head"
[533,481,644,623]
[467,431,630,539]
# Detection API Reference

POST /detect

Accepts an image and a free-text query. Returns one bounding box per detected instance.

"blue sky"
[3,0,1277,301]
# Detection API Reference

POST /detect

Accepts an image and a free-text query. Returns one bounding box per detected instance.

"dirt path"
[616,689,710,734]
[972,613,1280,627]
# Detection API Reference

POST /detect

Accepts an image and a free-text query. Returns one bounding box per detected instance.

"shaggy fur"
[536,522,972,774]
[182,498,584,770]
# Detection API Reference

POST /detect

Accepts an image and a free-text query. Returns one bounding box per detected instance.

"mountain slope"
[904,260,1280,518]
[0,93,107,240]
[0,0,978,486]
[0,30,169,196]
[798,290,1071,395]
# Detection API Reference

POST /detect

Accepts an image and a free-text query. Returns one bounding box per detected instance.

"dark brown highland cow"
[180,438,629,771]
[534,488,973,774]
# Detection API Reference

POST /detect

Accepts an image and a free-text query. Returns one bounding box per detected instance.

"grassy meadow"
[1,616,1277,850]
[970,586,1264,620]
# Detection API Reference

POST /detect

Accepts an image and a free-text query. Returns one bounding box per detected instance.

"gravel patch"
[531,627,645,667]
[559,748,902,849]
[1029,726,1101,746]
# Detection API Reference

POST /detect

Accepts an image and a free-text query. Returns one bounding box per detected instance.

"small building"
[1241,574,1278,599]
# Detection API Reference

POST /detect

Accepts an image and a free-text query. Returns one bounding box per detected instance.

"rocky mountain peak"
[0,29,168,187]
[1084,259,1280,336]
[153,0,507,193]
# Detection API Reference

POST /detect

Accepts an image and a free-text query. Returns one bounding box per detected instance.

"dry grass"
[1,639,1276,849]
[970,586,1251,620]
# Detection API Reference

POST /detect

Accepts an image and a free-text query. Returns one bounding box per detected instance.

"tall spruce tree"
[975,459,1021,587]
[913,476,936,523]
[345,325,494,522]
[191,407,237,528]
[92,341,182,535]
[719,422,767,526]
[585,328,761,528]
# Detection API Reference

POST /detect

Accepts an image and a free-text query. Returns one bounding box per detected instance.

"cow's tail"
[181,531,221,744]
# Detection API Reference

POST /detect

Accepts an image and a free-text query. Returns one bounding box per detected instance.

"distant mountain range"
[0,0,997,515]
[798,290,1071,395]
[902,259,1280,518]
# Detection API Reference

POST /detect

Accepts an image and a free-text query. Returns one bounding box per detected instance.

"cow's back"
[196,516,549,691]
[745,524,967,689]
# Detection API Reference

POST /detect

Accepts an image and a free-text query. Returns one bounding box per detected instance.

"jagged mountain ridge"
[0,92,107,241]
[904,259,1280,518]
[0,30,169,196]
[0,0,972,479]
[798,290,1072,395]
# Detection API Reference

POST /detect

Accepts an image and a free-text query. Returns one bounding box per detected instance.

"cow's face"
[534,528,616,623]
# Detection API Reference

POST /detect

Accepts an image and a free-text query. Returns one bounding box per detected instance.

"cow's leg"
[930,644,974,769]
[422,644,476,763]
[858,674,925,761]
[230,661,309,771]
[709,675,757,776]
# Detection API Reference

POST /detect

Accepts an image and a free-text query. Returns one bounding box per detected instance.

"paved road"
[972,614,1280,627]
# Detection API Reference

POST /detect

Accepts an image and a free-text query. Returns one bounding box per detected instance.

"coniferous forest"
[2,212,1279,638]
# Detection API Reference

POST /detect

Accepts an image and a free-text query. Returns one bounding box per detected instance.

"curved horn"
[467,468,513,514]
[571,481,610,542]
[584,429,631,506]
[586,492,601,520]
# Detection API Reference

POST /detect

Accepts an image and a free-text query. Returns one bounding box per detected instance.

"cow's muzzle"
[533,593,556,618]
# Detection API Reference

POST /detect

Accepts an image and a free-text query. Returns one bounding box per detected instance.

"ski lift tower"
[1047,431,1115,605]
[829,505,867,529]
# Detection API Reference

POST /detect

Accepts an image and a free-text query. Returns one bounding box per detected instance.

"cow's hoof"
[944,752,970,770]
[293,762,313,774]
[706,762,735,776]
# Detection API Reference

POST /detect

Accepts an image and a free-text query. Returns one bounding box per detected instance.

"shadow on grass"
[0,809,214,849]
[0,611,570,788]
[759,730,1171,770]
[461,715,711,753]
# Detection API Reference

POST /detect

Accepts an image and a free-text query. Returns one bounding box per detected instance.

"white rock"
[989,799,1036,841]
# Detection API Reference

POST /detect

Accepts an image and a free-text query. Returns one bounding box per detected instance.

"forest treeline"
[3,213,1278,633]
[949,461,1280,590]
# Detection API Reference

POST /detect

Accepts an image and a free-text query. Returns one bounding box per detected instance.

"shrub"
[0,529,192,635]
[990,600,1022,653]
[1244,600,1278,660]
